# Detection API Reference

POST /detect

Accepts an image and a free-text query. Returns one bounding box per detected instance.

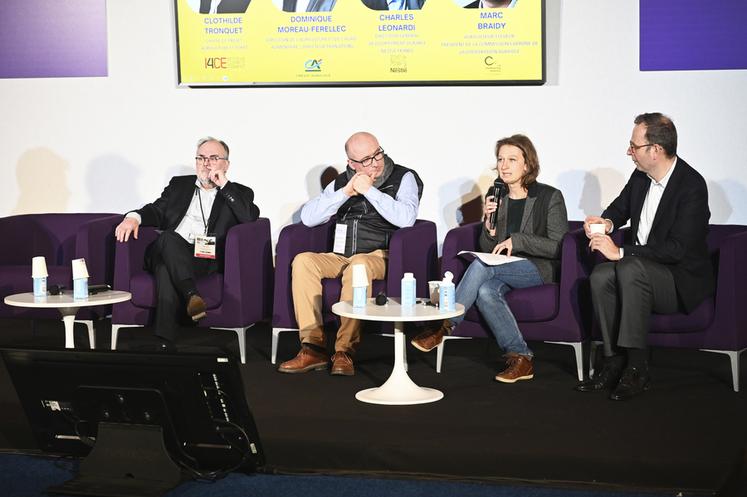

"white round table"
[331,298,464,406]
[4,290,132,349]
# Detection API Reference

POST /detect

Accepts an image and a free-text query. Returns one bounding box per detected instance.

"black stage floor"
[1,319,746,495]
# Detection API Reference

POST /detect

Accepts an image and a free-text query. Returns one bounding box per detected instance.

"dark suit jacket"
[478,181,568,284]
[602,158,714,313]
[362,0,426,10]
[136,175,260,265]
[200,0,251,14]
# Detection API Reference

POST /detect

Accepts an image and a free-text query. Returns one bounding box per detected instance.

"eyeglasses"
[348,148,384,168]
[628,142,655,153]
[195,155,227,164]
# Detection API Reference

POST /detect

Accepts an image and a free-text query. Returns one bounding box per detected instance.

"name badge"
[333,223,347,255]
[194,234,217,259]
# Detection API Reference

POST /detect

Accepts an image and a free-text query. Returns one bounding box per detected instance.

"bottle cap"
[442,271,454,285]
[403,272,414,280]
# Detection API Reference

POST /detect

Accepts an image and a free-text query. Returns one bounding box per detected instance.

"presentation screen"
[175,0,545,86]
[640,0,747,71]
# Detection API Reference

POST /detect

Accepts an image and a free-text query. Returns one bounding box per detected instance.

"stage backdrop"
[0,0,107,79]
[175,0,545,86]
[640,0,747,71]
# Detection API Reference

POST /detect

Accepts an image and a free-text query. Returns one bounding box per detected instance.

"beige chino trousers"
[291,249,388,353]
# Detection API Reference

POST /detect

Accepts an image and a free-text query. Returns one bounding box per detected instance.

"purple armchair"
[110,219,273,363]
[271,219,438,364]
[589,224,747,392]
[439,221,592,379]
[0,213,121,348]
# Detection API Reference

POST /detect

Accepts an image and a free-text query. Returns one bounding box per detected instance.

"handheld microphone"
[488,178,505,231]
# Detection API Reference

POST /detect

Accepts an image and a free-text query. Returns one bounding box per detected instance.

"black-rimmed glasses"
[195,155,227,164]
[348,148,384,168]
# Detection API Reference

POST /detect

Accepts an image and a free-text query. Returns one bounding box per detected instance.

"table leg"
[356,321,443,405]
[59,307,78,349]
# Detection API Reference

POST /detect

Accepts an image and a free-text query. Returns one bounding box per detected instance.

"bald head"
[345,132,380,159]
[345,131,385,179]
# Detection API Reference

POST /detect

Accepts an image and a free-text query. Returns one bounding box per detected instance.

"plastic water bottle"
[73,278,89,300]
[31,256,48,297]
[401,272,416,308]
[439,272,456,312]
[71,258,90,300]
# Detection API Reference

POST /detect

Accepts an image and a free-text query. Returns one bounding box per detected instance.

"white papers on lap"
[457,251,525,266]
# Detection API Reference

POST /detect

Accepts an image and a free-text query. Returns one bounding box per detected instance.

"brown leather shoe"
[330,351,355,376]
[186,294,207,321]
[278,347,329,373]
[410,320,453,352]
[495,354,534,383]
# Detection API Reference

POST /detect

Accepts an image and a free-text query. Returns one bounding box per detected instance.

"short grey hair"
[196,136,230,159]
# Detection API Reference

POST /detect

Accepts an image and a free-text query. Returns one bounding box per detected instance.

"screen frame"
[173,0,546,88]
[1,347,264,473]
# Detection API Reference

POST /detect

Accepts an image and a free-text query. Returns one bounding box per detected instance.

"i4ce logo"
[304,59,323,72]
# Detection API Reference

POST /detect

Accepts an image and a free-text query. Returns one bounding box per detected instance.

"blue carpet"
[0,453,694,497]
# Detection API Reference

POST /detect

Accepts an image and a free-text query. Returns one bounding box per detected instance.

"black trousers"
[144,231,218,341]
[590,256,678,357]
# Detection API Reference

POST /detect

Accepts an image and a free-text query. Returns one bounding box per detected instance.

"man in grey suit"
[363,0,426,10]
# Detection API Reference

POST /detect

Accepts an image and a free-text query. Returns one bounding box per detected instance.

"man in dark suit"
[362,0,426,10]
[199,0,251,14]
[115,137,260,350]
[575,113,713,400]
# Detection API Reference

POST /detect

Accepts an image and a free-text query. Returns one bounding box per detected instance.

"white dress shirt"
[636,160,677,246]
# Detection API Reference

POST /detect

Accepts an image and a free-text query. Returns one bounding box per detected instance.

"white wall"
[3,0,746,251]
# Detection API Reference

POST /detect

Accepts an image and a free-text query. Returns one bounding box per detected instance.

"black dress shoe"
[575,356,625,392]
[609,366,650,401]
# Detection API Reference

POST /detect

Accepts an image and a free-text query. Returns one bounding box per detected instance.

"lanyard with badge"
[194,188,217,259]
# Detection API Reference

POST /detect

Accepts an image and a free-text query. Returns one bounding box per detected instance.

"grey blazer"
[478,181,568,283]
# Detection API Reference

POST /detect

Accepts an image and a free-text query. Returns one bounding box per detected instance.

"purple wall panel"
[640,0,747,71]
[0,0,107,79]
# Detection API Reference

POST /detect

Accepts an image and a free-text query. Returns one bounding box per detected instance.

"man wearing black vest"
[575,113,713,400]
[278,132,423,376]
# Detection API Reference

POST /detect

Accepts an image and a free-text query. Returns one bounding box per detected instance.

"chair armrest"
[272,219,335,326]
[710,229,747,349]
[112,227,160,292]
[555,227,593,333]
[218,218,273,324]
[76,215,121,286]
[441,222,482,285]
[386,220,438,298]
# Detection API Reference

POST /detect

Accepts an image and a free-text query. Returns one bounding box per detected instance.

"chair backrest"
[272,219,437,328]
[0,213,116,265]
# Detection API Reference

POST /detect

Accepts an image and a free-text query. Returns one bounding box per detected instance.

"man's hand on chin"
[353,174,373,195]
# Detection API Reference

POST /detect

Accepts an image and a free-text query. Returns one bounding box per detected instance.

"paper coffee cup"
[71,258,90,280]
[589,223,606,235]
[351,264,368,288]
[428,280,440,305]
[31,256,48,278]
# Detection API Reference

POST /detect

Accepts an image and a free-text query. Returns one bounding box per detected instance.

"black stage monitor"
[1,348,264,497]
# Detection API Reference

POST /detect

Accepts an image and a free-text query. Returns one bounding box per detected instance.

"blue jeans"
[452,259,543,356]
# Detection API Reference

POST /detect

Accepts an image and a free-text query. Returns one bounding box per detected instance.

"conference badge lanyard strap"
[194,188,216,260]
